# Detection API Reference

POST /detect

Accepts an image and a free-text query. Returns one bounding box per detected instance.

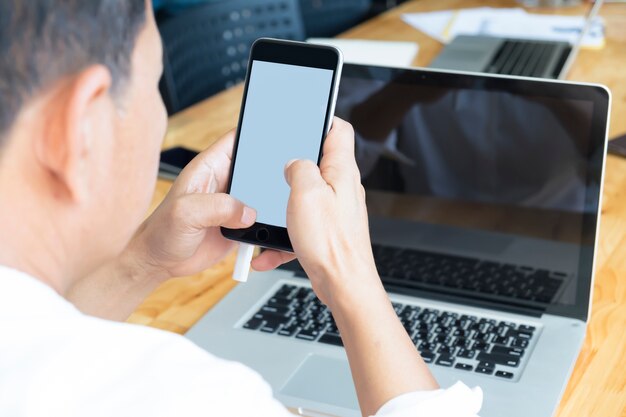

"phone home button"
[256,227,269,242]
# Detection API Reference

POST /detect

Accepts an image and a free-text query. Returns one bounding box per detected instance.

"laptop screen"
[335,64,609,321]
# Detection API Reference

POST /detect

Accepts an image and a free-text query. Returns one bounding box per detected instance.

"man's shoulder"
[79,313,225,368]
[1,309,276,416]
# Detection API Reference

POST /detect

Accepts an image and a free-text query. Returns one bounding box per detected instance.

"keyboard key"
[491,335,509,345]
[278,324,299,337]
[243,318,263,330]
[437,345,454,354]
[498,321,516,329]
[421,351,436,363]
[473,341,490,351]
[495,370,515,379]
[457,349,476,359]
[477,360,496,370]
[518,325,536,332]
[509,328,533,338]
[479,323,495,333]
[475,366,494,375]
[474,332,490,342]
[454,363,473,371]
[412,331,428,343]
[491,346,525,357]
[318,333,343,346]
[434,326,450,335]
[436,354,455,367]
[260,311,290,326]
[477,352,520,367]
[295,328,320,341]
[419,342,436,352]
[307,321,325,332]
[512,338,529,348]
[260,305,291,317]
[453,337,469,348]
[260,321,282,333]
[453,329,469,337]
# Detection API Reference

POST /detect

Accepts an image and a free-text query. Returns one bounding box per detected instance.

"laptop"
[430,0,604,79]
[186,64,610,417]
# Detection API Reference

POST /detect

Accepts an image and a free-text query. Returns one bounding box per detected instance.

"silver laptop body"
[187,66,610,417]
[430,0,604,80]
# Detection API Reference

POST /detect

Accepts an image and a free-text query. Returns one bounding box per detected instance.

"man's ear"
[35,65,114,203]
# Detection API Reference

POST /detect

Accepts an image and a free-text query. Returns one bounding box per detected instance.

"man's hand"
[68,129,296,320]
[126,130,257,282]
[281,118,439,415]
[283,118,381,310]
[127,129,295,282]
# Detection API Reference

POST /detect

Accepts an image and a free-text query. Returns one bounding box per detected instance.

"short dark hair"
[0,1,147,141]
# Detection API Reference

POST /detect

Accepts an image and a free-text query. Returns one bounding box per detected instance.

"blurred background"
[153,0,423,114]
[153,0,614,116]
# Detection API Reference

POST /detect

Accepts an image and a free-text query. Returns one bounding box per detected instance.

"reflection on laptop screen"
[335,65,608,320]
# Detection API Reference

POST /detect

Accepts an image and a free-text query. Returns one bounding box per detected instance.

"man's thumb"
[284,159,325,190]
[176,193,256,230]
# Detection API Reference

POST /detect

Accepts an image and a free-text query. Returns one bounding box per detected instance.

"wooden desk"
[128,1,626,415]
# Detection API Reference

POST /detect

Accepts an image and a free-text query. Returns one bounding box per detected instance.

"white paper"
[401,10,456,43]
[402,8,605,48]
[307,38,419,68]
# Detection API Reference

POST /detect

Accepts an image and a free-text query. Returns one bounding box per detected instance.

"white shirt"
[0,265,482,417]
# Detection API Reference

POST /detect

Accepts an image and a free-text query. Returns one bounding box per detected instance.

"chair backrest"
[299,0,372,38]
[159,0,305,115]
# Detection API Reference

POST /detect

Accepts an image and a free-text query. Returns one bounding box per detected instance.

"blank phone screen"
[230,60,334,228]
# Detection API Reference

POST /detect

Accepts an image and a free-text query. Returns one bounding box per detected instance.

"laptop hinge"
[383,283,544,318]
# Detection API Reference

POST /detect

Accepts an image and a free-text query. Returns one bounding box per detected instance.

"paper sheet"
[402,8,605,49]
[307,38,419,68]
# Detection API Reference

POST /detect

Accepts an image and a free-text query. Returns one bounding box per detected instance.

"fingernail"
[285,159,298,170]
[241,206,256,225]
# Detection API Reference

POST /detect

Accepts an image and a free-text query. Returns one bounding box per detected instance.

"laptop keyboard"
[243,284,540,380]
[371,244,564,304]
[486,39,563,78]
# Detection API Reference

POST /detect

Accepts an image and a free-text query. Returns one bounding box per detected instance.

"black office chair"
[158,0,306,115]
[298,0,373,38]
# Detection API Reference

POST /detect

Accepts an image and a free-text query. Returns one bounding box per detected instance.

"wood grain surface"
[127,1,626,415]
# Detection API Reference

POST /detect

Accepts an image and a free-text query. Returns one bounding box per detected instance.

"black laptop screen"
[336,65,609,321]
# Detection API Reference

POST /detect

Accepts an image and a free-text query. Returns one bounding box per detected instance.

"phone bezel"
[221,38,343,252]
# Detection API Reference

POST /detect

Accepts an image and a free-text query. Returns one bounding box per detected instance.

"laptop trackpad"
[280,355,359,410]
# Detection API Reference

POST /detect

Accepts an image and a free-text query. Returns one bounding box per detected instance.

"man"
[0,1,482,416]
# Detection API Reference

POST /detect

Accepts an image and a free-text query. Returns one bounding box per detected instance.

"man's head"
[0,1,168,290]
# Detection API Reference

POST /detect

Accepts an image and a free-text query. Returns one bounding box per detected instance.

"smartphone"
[221,38,343,252]
[159,146,198,179]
